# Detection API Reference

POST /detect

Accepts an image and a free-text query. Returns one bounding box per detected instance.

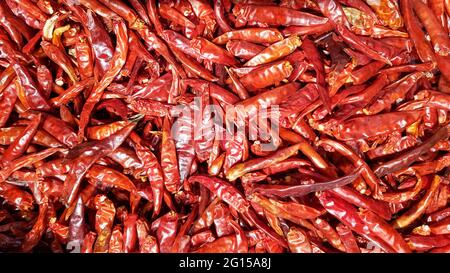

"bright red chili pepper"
[0,0,449,254]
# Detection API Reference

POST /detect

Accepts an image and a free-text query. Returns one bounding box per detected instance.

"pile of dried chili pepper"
[0,0,450,253]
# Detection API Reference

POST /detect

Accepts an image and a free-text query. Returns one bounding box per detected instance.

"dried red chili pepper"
[0,0,449,254]
[78,20,128,140]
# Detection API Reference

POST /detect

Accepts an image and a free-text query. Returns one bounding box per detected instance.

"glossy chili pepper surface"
[0,0,449,254]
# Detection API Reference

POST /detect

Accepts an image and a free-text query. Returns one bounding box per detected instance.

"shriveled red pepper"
[0,0,449,254]
[78,20,128,140]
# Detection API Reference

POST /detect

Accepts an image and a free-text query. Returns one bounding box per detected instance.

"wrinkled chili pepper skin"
[239,60,293,91]
[393,176,442,229]
[78,20,128,140]
[62,121,137,207]
[233,4,329,27]
[93,195,115,253]
[12,62,51,111]
[1,0,450,254]
[41,41,78,83]
[1,113,41,165]
[244,35,302,67]
[213,28,283,45]
[161,117,181,194]
[190,37,238,66]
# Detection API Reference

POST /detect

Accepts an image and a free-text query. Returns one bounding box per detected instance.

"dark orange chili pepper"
[0,0,449,254]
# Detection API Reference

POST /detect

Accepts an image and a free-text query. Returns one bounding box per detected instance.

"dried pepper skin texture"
[0,0,450,254]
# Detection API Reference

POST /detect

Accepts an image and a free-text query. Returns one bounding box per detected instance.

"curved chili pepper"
[189,175,250,214]
[233,4,328,27]
[61,120,137,206]
[68,196,85,251]
[75,36,94,81]
[190,37,238,66]
[317,139,382,197]
[0,147,66,183]
[365,72,425,115]
[22,202,48,252]
[318,0,393,64]
[107,147,143,178]
[0,87,16,128]
[224,66,249,100]
[160,3,196,38]
[170,46,219,82]
[239,60,293,91]
[213,28,283,45]
[400,0,436,64]
[122,213,138,253]
[39,114,78,148]
[50,78,95,107]
[93,194,115,253]
[97,0,140,29]
[86,164,137,194]
[86,121,128,140]
[374,125,449,177]
[249,193,322,221]
[407,234,450,251]
[41,41,78,83]
[78,20,128,140]
[393,176,442,229]
[1,113,41,165]
[325,110,422,141]
[412,1,450,57]
[132,137,164,218]
[317,191,396,253]
[253,170,360,198]
[214,0,233,33]
[245,35,301,67]
[359,210,411,253]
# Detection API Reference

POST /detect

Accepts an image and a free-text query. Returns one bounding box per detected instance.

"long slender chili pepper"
[78,20,128,140]
[0,0,449,254]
